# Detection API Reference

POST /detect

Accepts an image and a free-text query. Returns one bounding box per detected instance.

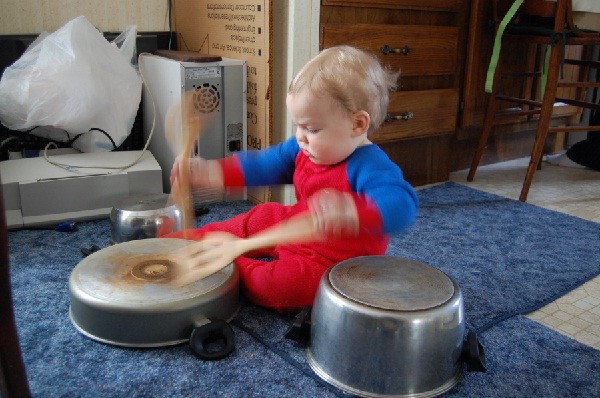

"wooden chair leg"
[521,126,551,201]
[520,41,563,202]
[468,92,498,181]
[468,24,506,183]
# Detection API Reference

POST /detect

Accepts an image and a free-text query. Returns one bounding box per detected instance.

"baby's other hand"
[308,189,359,239]
[169,155,183,188]
[170,156,219,190]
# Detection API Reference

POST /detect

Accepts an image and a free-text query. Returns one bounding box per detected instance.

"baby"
[167,45,419,312]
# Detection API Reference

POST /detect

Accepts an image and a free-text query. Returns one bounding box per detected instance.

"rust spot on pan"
[96,249,182,288]
[131,259,173,281]
[120,253,180,286]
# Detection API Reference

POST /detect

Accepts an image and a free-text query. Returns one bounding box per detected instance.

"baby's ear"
[352,111,370,136]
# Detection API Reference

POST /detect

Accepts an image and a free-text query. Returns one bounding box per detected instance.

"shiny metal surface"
[69,239,239,347]
[110,193,183,244]
[307,256,465,398]
[329,257,455,311]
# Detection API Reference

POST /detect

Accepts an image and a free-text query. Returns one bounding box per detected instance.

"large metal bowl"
[110,193,183,244]
[307,256,466,398]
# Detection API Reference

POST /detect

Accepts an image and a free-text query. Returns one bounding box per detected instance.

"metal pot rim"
[306,348,463,398]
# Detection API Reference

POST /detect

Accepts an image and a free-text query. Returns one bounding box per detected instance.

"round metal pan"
[69,238,239,359]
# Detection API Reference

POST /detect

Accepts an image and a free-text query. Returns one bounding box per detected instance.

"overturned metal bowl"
[110,193,183,244]
[307,256,466,398]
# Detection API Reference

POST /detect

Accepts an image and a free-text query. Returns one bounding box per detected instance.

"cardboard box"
[173,0,272,204]
[1,151,162,229]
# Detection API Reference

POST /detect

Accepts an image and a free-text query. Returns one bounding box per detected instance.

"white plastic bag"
[0,16,142,152]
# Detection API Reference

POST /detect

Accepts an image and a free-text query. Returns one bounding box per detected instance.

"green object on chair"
[485,0,526,93]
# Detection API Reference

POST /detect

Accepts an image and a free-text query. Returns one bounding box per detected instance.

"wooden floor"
[449,156,600,350]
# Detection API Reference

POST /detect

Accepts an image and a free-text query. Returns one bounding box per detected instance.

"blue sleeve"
[347,145,419,234]
[236,136,299,186]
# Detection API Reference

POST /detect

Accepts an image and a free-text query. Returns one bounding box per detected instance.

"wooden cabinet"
[320,0,469,185]
[321,24,459,77]
[380,89,459,142]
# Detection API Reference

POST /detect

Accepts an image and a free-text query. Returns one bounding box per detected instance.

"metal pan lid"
[328,256,455,311]
[70,238,234,307]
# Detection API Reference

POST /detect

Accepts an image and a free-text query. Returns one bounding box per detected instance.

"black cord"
[230,318,346,398]
[168,0,173,50]
[6,126,117,153]
[23,126,71,142]
[68,127,118,150]
[23,126,39,134]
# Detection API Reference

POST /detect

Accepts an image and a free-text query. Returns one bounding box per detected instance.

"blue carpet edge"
[437,182,600,334]
[474,272,600,334]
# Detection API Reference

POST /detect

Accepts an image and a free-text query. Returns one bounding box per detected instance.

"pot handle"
[189,319,235,360]
[461,331,486,372]
[284,306,312,345]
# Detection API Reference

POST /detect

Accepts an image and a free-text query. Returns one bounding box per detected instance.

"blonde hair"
[288,45,399,135]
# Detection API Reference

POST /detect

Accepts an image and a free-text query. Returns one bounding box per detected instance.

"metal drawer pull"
[385,112,414,122]
[381,44,411,55]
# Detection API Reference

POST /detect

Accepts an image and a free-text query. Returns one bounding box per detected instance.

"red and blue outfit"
[167,137,418,312]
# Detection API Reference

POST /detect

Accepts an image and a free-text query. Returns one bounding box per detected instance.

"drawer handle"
[385,112,414,123]
[381,44,411,56]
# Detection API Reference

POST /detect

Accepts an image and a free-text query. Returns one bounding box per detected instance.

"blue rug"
[8,182,600,397]
[389,182,600,333]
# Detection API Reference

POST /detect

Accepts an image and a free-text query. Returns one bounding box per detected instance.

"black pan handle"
[284,306,312,345]
[189,319,235,360]
[80,245,101,257]
[461,331,486,372]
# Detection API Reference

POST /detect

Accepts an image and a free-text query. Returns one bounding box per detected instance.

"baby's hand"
[170,156,222,190]
[307,189,359,239]
[170,155,183,188]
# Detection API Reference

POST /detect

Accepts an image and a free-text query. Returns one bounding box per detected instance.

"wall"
[270,0,320,205]
[0,0,169,34]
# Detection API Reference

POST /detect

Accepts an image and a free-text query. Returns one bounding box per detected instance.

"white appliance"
[140,54,247,202]
[0,151,162,229]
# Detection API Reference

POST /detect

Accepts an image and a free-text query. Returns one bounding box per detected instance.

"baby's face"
[287,90,369,165]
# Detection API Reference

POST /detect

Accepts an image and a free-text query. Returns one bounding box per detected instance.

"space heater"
[140,54,247,202]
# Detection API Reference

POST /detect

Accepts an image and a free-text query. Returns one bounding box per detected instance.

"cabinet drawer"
[322,0,463,12]
[321,24,458,76]
[372,89,458,142]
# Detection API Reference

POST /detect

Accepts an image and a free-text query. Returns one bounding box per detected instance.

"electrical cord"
[0,135,19,152]
[24,126,70,141]
[68,128,118,150]
[1,127,70,159]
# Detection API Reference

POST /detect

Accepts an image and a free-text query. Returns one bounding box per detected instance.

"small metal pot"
[286,256,485,398]
[110,193,183,244]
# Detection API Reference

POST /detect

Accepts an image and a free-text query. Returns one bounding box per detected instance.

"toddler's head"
[288,46,399,135]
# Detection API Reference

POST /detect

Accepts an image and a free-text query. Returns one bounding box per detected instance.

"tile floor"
[448,156,600,350]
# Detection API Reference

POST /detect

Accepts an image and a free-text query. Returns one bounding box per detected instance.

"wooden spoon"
[169,213,321,287]
[163,94,321,287]
[167,92,202,237]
